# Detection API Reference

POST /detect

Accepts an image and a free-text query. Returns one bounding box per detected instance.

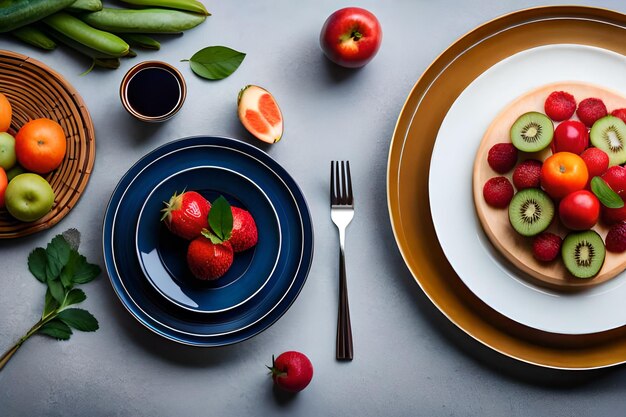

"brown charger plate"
[387,6,626,369]
[0,50,95,238]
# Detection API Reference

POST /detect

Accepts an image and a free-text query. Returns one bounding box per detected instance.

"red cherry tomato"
[551,120,589,155]
[559,190,600,230]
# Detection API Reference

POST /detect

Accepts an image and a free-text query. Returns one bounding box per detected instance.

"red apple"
[551,120,589,154]
[320,7,382,68]
[559,190,600,230]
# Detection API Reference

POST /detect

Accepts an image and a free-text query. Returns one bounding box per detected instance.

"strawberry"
[580,148,609,185]
[187,238,233,280]
[483,177,514,208]
[268,351,314,393]
[576,97,608,127]
[611,108,626,123]
[230,207,258,252]
[512,159,542,190]
[532,232,562,262]
[544,91,576,121]
[161,191,211,240]
[601,190,626,225]
[186,195,237,280]
[601,166,626,194]
[487,143,518,174]
[606,222,626,253]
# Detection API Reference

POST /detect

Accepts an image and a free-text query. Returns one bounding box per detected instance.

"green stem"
[0,315,54,372]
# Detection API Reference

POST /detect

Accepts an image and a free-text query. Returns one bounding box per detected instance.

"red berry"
[487,143,518,174]
[602,190,626,225]
[611,108,626,123]
[483,177,514,208]
[512,159,542,190]
[230,206,258,252]
[606,222,626,253]
[580,148,609,185]
[544,91,576,121]
[161,191,211,240]
[532,232,562,262]
[186,237,234,280]
[269,351,314,393]
[576,98,608,127]
[601,166,626,194]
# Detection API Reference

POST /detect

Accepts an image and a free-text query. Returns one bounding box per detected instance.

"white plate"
[429,44,626,335]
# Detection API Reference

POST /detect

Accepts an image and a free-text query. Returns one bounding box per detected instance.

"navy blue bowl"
[102,136,313,346]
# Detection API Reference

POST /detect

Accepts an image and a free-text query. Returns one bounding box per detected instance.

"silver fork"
[330,161,354,361]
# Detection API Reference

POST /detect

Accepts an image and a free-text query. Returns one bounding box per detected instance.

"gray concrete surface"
[1,1,626,416]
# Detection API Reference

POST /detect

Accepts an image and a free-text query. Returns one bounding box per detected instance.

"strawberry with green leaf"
[187,196,235,280]
[0,229,101,371]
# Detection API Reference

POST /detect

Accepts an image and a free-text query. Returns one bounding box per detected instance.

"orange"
[541,152,588,199]
[0,93,12,132]
[15,118,66,174]
[0,167,6,208]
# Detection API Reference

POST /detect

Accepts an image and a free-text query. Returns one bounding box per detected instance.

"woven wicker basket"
[0,50,95,238]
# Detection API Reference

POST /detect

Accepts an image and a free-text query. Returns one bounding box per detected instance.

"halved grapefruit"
[238,85,283,143]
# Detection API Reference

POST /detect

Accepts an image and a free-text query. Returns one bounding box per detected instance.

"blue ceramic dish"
[136,166,281,313]
[102,136,313,346]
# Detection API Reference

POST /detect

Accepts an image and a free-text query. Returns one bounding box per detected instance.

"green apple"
[0,132,16,170]
[5,173,55,222]
[6,164,24,182]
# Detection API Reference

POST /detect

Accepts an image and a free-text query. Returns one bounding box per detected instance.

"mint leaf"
[201,228,223,244]
[28,248,48,282]
[184,46,245,80]
[208,196,233,241]
[45,235,71,281]
[60,250,81,289]
[62,288,86,308]
[72,254,101,284]
[38,319,72,340]
[42,289,59,319]
[47,276,66,305]
[591,176,624,209]
[57,308,98,332]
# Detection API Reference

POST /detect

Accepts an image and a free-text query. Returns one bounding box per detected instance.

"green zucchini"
[81,8,206,33]
[11,25,56,50]
[119,0,209,16]
[43,12,129,57]
[0,0,75,33]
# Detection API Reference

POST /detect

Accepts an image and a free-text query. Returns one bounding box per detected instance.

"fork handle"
[336,246,353,360]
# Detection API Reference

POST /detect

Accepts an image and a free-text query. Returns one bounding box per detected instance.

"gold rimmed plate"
[387,6,626,369]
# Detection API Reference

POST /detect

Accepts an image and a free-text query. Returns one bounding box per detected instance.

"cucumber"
[119,0,209,16]
[11,25,56,50]
[81,8,206,33]
[67,0,103,13]
[0,0,75,33]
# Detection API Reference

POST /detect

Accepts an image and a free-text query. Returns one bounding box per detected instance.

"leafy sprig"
[0,229,101,371]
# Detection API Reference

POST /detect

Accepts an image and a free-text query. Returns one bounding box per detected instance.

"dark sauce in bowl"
[126,67,181,118]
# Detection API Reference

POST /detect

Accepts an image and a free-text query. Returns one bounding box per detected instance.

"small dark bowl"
[120,61,187,122]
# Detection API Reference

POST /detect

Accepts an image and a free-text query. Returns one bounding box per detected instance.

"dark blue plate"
[136,166,281,313]
[102,136,313,346]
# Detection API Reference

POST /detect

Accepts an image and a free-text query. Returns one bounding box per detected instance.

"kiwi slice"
[561,231,606,279]
[510,112,554,152]
[508,188,554,237]
[590,115,626,166]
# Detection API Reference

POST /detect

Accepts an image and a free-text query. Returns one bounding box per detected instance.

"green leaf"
[60,250,80,289]
[591,176,624,209]
[62,288,86,308]
[28,248,48,282]
[201,228,223,244]
[45,235,71,281]
[57,308,99,332]
[72,254,101,284]
[42,289,59,319]
[184,46,245,80]
[38,319,72,340]
[208,196,233,241]
[47,276,66,305]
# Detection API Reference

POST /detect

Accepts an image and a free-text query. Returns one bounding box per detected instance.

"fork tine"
[335,161,342,204]
[341,161,348,205]
[330,161,336,204]
[346,161,354,204]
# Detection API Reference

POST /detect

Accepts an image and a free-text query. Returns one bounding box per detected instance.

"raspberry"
[576,97,608,127]
[532,232,562,262]
[544,91,576,121]
[483,177,514,208]
[512,159,542,190]
[487,143,518,174]
[611,108,626,123]
[580,148,609,182]
[605,222,626,253]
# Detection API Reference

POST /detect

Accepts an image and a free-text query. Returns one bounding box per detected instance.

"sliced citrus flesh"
[238,85,283,143]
